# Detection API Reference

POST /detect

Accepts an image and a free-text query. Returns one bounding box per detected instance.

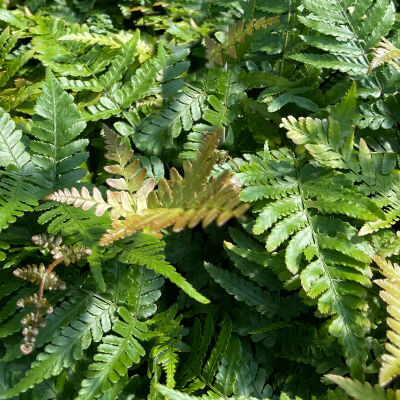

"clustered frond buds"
[17,294,53,314]
[17,294,53,354]
[31,234,92,265]
[14,234,92,354]
[13,263,66,290]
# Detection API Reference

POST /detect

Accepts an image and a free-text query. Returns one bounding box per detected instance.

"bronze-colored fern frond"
[368,37,400,73]
[373,255,400,386]
[103,124,149,196]
[46,127,248,246]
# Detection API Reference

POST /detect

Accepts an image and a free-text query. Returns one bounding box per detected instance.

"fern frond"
[293,0,396,75]
[205,262,279,317]
[103,124,150,198]
[47,129,247,247]
[59,31,133,49]
[0,107,46,232]
[237,145,374,377]
[205,17,278,65]
[118,234,209,304]
[77,307,147,399]
[214,336,241,396]
[124,265,163,319]
[133,86,205,154]
[37,202,110,247]
[30,69,88,190]
[0,297,115,398]
[280,86,400,236]
[369,37,400,73]
[0,109,30,169]
[373,256,400,386]
[326,375,388,400]
[3,291,94,362]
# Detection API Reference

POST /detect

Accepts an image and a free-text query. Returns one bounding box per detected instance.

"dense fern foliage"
[2,0,400,399]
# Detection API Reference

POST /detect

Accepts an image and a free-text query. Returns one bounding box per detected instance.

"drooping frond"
[118,234,209,304]
[373,256,400,387]
[369,37,400,74]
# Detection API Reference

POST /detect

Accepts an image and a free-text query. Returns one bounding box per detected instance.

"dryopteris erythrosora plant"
[2,0,400,398]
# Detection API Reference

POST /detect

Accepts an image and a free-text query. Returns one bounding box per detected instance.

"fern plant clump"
[2,0,400,399]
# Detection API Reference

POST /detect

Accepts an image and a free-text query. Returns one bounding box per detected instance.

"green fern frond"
[326,375,389,400]
[76,307,147,399]
[133,86,205,154]
[202,318,232,383]
[37,202,110,247]
[373,256,400,387]
[118,234,209,304]
[280,85,400,237]
[0,109,45,232]
[205,262,279,317]
[59,31,133,49]
[0,297,115,398]
[293,0,396,75]
[30,69,88,190]
[237,145,374,377]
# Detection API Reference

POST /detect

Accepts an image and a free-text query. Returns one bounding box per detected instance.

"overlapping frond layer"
[280,84,400,237]
[373,256,400,387]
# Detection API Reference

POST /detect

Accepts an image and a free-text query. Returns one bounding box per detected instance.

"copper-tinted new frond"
[205,16,279,65]
[46,186,134,220]
[369,37,400,74]
[373,255,400,386]
[98,130,248,245]
[47,129,248,246]
[103,124,147,194]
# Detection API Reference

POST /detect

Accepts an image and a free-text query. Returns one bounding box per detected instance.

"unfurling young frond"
[46,128,248,246]
[13,234,91,354]
[373,256,400,387]
[369,37,400,73]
